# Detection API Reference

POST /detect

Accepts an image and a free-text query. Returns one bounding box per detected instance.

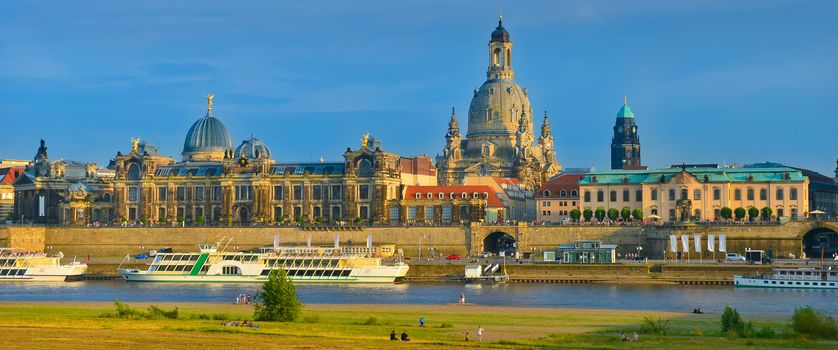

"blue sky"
[1,1,836,175]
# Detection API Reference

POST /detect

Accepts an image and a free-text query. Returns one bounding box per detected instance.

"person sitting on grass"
[390,330,397,341]
[400,330,410,341]
[620,332,627,341]
[631,332,639,342]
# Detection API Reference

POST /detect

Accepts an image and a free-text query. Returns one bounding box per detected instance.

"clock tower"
[610,97,642,169]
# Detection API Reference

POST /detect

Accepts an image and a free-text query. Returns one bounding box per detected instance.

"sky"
[0,1,836,175]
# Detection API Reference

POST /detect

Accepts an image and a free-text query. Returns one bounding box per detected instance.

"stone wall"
[1,220,835,259]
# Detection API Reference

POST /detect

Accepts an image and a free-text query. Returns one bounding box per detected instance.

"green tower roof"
[617,100,635,119]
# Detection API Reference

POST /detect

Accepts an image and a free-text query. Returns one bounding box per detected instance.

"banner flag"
[670,235,678,252]
[719,235,727,252]
[273,234,280,249]
[334,233,340,249]
[681,235,689,253]
[694,234,702,253]
[707,234,715,252]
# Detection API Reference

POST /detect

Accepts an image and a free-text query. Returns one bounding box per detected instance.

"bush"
[721,305,745,336]
[569,209,581,222]
[607,208,619,221]
[747,207,759,222]
[302,314,320,323]
[632,208,643,221]
[720,207,733,220]
[790,306,838,339]
[254,269,302,322]
[761,207,772,221]
[104,301,178,320]
[158,216,167,223]
[191,313,229,320]
[754,325,777,339]
[639,316,670,335]
[582,208,593,222]
[594,207,606,222]
[734,207,746,221]
[147,305,179,320]
[361,316,379,325]
[195,215,205,224]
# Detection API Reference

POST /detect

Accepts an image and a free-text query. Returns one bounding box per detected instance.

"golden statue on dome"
[207,93,215,112]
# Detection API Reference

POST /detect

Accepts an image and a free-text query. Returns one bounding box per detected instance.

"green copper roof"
[579,167,806,185]
[617,103,634,118]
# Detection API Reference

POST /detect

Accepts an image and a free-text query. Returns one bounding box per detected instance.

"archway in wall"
[239,207,250,225]
[483,232,516,255]
[802,228,838,259]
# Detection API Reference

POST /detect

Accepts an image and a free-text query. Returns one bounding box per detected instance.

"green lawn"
[0,302,832,349]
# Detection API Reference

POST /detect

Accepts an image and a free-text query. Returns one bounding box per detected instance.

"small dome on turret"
[491,16,510,43]
[235,136,272,159]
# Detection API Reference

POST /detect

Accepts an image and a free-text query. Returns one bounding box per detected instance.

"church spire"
[447,107,460,136]
[488,16,513,80]
[540,111,552,138]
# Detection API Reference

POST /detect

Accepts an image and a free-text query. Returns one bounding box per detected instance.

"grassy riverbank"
[0,302,833,349]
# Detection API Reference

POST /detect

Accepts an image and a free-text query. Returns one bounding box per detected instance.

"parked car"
[446,255,461,261]
[725,253,746,262]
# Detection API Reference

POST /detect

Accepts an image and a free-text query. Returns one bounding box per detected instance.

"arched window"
[584,191,591,202]
[622,190,629,202]
[492,48,502,66]
[357,159,373,177]
[559,190,567,197]
[694,189,701,200]
[427,193,432,199]
[609,190,617,202]
[759,189,767,200]
[127,163,141,180]
[597,191,604,202]
[747,188,754,200]
[415,193,421,199]
[102,193,111,202]
[790,188,798,200]
[506,48,511,66]
[571,190,578,197]
[543,190,551,197]
[713,188,721,200]
[776,188,784,200]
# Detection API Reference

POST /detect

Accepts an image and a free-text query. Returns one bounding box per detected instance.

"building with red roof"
[536,172,586,223]
[390,185,506,224]
[0,166,26,220]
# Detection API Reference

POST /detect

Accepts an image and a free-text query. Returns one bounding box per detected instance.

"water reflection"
[0,281,833,315]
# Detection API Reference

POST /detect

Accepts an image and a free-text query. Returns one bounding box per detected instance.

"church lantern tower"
[610,97,642,169]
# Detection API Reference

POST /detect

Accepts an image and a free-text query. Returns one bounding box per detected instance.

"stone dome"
[234,136,272,159]
[182,112,232,160]
[467,79,532,137]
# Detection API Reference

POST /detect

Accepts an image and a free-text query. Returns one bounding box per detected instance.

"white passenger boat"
[118,243,409,283]
[734,267,838,289]
[0,248,88,282]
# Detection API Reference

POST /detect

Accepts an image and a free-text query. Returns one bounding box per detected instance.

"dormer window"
[450,192,456,199]
[543,190,551,197]
[461,193,467,199]
[472,192,479,199]
[483,192,489,199]
[427,193,433,199]
[438,193,444,199]
[559,190,566,197]
[415,193,421,199]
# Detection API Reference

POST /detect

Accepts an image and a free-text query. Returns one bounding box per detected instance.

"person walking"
[476,326,483,342]
[465,330,470,341]
[459,292,465,304]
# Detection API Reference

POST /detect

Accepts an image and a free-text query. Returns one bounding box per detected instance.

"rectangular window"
[158,187,167,201]
[694,189,701,200]
[669,209,676,221]
[747,189,754,201]
[359,185,370,200]
[128,187,138,202]
[407,207,417,220]
[293,206,302,218]
[776,188,784,200]
[713,188,720,200]
[293,186,302,200]
[734,189,741,200]
[622,190,629,202]
[313,206,321,218]
[176,187,185,201]
[213,207,221,221]
[359,206,369,219]
[312,185,322,200]
[273,186,283,200]
[389,206,399,220]
[597,191,603,202]
[610,191,617,202]
[651,189,657,201]
[213,186,222,201]
[584,191,591,202]
[274,206,282,220]
[442,206,453,221]
[635,190,642,202]
[680,189,688,200]
[195,207,203,219]
[790,188,798,200]
[669,189,676,201]
[194,186,204,201]
[425,206,434,220]
[331,185,342,200]
[760,189,767,200]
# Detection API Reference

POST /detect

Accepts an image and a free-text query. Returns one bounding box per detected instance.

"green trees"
[254,269,302,322]
[620,207,631,221]
[734,207,746,221]
[632,209,643,221]
[607,208,619,221]
[595,207,606,222]
[195,215,205,225]
[721,305,745,335]
[790,306,838,339]
[761,207,772,221]
[582,208,593,222]
[720,207,733,220]
[569,209,581,222]
[747,207,759,222]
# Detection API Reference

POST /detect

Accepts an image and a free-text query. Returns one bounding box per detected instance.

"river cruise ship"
[118,243,409,283]
[0,249,88,282]
[734,267,838,289]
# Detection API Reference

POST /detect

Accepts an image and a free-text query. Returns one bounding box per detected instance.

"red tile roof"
[536,173,584,199]
[0,167,25,185]
[404,185,504,207]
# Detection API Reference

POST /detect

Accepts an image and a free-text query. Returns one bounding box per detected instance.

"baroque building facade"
[110,96,402,226]
[579,165,809,222]
[437,17,561,189]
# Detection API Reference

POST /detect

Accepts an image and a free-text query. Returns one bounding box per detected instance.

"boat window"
[830,283,835,286]
[261,269,270,276]
[779,282,784,285]
[796,282,801,285]
[779,271,786,275]
[190,255,199,261]
[804,271,811,275]
[771,281,776,284]
[804,282,809,285]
